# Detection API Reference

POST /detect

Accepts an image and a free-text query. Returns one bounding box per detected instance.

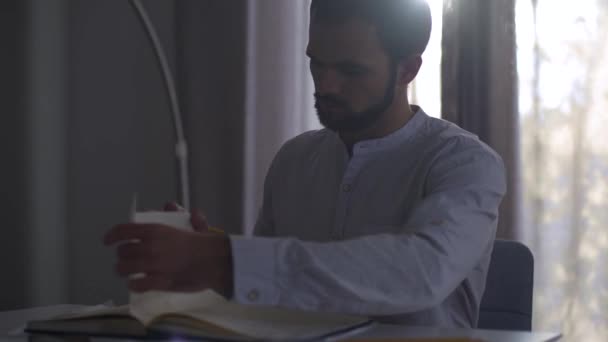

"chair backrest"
[478,240,534,331]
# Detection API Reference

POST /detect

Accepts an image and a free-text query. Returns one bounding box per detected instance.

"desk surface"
[332,324,562,342]
[0,305,561,342]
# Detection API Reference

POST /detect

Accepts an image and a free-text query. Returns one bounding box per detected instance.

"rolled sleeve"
[230,236,280,306]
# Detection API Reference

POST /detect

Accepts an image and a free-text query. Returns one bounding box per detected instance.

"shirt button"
[247,289,260,302]
[342,184,352,192]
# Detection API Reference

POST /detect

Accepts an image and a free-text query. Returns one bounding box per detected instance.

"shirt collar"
[350,107,428,156]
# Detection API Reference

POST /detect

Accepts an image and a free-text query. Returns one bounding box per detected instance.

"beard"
[314,70,397,133]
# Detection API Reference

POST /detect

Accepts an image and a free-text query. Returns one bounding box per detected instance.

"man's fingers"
[128,273,174,293]
[116,260,149,277]
[164,202,185,212]
[104,224,166,245]
[115,255,172,275]
[117,242,151,260]
[190,209,209,232]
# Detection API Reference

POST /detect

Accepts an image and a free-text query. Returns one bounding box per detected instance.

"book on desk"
[25,289,371,341]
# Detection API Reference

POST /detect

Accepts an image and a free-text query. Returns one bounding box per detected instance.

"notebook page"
[130,290,368,340]
[129,290,225,325]
[140,292,365,340]
[179,300,368,340]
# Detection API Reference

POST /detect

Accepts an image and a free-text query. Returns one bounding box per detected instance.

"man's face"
[307,18,397,133]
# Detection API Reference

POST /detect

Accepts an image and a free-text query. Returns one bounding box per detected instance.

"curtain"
[8,0,249,309]
[0,0,29,310]
[518,0,608,340]
[242,0,317,234]
[441,0,521,240]
[445,0,608,340]
[176,0,247,235]
[64,0,248,305]
[25,0,69,308]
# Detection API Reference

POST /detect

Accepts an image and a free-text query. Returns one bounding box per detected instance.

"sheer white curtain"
[409,0,443,118]
[243,0,318,234]
[517,1,608,340]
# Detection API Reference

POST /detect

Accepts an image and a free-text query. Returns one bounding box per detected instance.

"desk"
[332,324,562,342]
[0,306,561,342]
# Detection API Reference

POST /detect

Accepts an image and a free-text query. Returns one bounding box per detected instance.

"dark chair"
[478,240,534,331]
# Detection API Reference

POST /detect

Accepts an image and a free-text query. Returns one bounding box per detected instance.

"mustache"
[314,93,349,108]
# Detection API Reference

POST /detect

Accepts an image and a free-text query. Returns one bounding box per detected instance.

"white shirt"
[230,108,506,328]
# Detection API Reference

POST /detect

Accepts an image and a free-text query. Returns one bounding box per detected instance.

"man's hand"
[103,220,233,297]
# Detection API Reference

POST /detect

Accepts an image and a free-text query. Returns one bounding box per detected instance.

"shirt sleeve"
[230,141,507,316]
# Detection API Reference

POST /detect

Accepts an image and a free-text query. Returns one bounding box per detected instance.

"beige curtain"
[176,0,247,235]
[441,0,521,240]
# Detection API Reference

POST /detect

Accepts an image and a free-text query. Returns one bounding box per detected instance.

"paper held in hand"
[129,210,194,305]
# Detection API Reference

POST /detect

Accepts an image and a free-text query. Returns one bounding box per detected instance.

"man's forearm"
[230,220,495,316]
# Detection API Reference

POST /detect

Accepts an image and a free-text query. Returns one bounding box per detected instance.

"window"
[408,0,443,118]
[517,0,608,340]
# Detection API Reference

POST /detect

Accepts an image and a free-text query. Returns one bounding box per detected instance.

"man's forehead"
[307,18,386,64]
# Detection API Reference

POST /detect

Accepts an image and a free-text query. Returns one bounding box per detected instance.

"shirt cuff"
[230,236,280,306]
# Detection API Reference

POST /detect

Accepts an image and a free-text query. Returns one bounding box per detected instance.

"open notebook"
[25,290,372,341]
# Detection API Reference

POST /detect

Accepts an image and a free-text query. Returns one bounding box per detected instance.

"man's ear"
[397,55,423,86]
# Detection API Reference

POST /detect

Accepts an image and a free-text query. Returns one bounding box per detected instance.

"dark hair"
[310,0,432,61]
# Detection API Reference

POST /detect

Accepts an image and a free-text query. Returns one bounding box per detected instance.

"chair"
[478,240,534,331]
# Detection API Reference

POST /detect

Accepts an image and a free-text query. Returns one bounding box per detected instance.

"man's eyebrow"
[336,61,368,69]
[306,52,367,69]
